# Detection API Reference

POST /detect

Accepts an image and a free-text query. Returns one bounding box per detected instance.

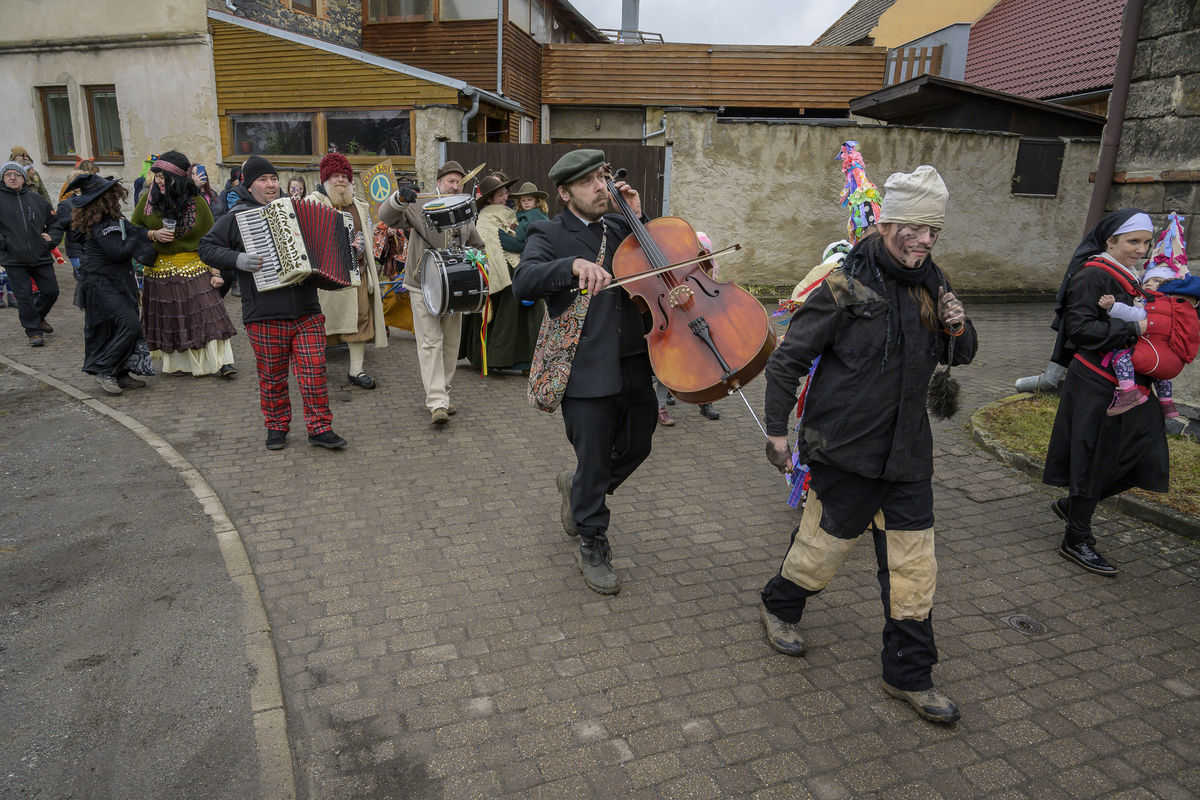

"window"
[440,0,495,20]
[292,0,316,14]
[508,0,530,32]
[38,86,76,162]
[531,0,551,41]
[326,110,411,157]
[85,86,124,163]
[1011,138,1065,197]
[366,0,432,22]
[231,113,315,156]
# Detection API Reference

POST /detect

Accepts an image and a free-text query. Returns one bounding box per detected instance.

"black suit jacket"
[513,210,650,398]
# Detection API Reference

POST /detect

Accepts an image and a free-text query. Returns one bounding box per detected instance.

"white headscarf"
[1111,212,1152,237]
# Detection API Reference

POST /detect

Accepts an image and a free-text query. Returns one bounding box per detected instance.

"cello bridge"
[667,285,694,307]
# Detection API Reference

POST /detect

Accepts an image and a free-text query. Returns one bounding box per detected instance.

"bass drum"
[420,249,487,317]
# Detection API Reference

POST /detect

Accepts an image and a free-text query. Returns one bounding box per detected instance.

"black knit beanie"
[241,155,277,188]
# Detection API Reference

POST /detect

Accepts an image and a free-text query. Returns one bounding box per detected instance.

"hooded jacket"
[198,186,321,324]
[0,182,63,267]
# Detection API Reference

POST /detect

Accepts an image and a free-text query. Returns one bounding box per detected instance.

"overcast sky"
[566,0,859,46]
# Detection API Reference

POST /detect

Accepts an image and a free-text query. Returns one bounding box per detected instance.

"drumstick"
[407,163,487,199]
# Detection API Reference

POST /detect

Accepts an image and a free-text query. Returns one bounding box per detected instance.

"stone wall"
[1112,0,1200,406]
[209,0,361,49]
[413,106,466,188]
[662,111,1100,294]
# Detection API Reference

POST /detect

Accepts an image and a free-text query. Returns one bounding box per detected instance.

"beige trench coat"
[307,191,387,348]
[474,202,521,295]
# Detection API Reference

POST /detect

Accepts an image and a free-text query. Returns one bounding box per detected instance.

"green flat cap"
[549,149,605,187]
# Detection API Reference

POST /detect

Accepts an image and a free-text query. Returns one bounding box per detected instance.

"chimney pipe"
[620,0,640,42]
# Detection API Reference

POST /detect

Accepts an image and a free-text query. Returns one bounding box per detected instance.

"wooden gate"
[444,142,666,216]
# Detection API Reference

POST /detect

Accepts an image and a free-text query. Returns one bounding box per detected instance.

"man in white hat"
[756,165,977,724]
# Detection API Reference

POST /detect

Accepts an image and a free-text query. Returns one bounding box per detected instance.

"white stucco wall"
[663,111,1100,294]
[0,0,208,42]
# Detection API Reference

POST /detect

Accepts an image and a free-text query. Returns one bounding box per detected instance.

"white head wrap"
[1111,212,1153,237]
[878,165,948,228]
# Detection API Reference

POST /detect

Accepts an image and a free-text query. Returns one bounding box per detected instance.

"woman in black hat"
[68,174,158,395]
[461,172,545,374]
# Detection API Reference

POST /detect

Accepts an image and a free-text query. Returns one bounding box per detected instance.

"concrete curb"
[970,392,1200,542]
[0,355,298,800]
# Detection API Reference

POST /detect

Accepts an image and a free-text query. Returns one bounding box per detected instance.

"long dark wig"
[145,150,197,219]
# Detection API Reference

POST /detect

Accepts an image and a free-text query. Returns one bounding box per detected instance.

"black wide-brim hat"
[476,172,518,202]
[66,173,122,207]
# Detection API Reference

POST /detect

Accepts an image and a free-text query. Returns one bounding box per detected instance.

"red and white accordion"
[235,197,361,293]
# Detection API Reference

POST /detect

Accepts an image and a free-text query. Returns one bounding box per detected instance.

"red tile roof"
[964,0,1125,99]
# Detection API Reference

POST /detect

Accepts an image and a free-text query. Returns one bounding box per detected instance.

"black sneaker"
[348,372,376,389]
[265,430,288,451]
[117,374,147,389]
[219,364,237,378]
[576,538,620,595]
[1060,539,1117,576]
[28,333,45,347]
[699,403,720,420]
[308,430,347,449]
[1051,497,1069,523]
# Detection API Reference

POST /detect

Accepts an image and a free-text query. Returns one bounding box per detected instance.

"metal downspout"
[496,0,504,97]
[461,90,480,143]
[1084,0,1144,232]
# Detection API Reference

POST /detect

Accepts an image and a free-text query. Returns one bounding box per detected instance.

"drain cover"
[1001,614,1046,635]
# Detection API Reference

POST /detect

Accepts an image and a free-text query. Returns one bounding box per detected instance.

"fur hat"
[320,152,353,184]
[241,155,278,188]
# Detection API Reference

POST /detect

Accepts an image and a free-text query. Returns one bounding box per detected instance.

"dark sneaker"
[557,469,578,537]
[28,333,45,347]
[882,680,961,724]
[117,374,147,389]
[308,430,347,449]
[664,394,676,405]
[1060,539,1117,576]
[219,364,237,378]
[699,403,720,420]
[1051,497,1069,523]
[265,430,288,451]
[760,605,805,656]
[39,318,53,333]
[95,374,121,395]
[577,538,620,595]
[348,372,376,389]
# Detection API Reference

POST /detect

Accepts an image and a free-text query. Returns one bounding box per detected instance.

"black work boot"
[1060,536,1117,576]
[577,536,619,595]
[557,469,578,537]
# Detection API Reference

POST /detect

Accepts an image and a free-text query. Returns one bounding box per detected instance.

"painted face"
[1106,231,1153,269]
[2,170,24,190]
[560,167,610,221]
[488,187,509,206]
[517,196,537,210]
[249,173,280,204]
[880,223,940,269]
[437,173,463,194]
[289,180,306,198]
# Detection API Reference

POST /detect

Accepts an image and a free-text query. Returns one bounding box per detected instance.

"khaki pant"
[409,291,462,412]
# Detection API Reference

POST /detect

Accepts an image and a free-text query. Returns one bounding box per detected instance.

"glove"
[235,252,264,273]
[397,186,418,204]
[765,437,792,474]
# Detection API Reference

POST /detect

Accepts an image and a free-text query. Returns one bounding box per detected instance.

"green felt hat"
[548,149,605,187]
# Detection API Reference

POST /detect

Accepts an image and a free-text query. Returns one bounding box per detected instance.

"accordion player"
[234,197,361,293]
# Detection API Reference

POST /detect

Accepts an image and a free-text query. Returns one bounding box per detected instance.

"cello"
[600,167,776,407]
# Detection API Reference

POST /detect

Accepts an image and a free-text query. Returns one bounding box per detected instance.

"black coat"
[763,235,977,482]
[198,188,321,325]
[55,199,87,260]
[1043,256,1169,496]
[513,210,651,399]
[80,216,157,275]
[0,184,63,268]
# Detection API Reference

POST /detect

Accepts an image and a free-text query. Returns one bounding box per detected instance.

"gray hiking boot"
[882,680,961,724]
[557,469,578,537]
[95,374,122,395]
[760,605,805,656]
[576,537,619,595]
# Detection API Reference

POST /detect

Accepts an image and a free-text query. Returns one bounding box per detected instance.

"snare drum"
[420,249,487,316]
[421,194,476,232]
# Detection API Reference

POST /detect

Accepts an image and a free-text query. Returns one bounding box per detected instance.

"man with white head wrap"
[756,165,977,724]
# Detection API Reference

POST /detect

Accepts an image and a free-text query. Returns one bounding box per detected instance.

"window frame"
[84,84,124,164]
[224,108,417,167]
[364,0,435,23]
[292,0,317,15]
[37,85,76,164]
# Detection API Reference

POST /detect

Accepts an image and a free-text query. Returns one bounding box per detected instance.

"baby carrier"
[1087,259,1200,381]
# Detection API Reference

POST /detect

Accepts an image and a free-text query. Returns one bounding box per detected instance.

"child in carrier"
[1098,265,1176,417]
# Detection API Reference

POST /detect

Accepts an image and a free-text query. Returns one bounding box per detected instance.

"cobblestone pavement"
[3,286,1198,800]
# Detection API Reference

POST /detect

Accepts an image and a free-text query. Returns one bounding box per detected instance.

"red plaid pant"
[245,314,332,435]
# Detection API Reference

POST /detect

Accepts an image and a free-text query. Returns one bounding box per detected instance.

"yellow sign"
[359,160,397,224]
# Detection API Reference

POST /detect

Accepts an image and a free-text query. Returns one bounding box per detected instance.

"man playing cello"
[513,149,656,596]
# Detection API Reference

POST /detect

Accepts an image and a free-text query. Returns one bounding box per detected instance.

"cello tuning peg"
[615,168,628,180]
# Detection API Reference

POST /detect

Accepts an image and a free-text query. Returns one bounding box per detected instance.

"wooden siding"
[362,20,499,94]
[503,22,542,141]
[211,20,458,161]
[542,44,887,109]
